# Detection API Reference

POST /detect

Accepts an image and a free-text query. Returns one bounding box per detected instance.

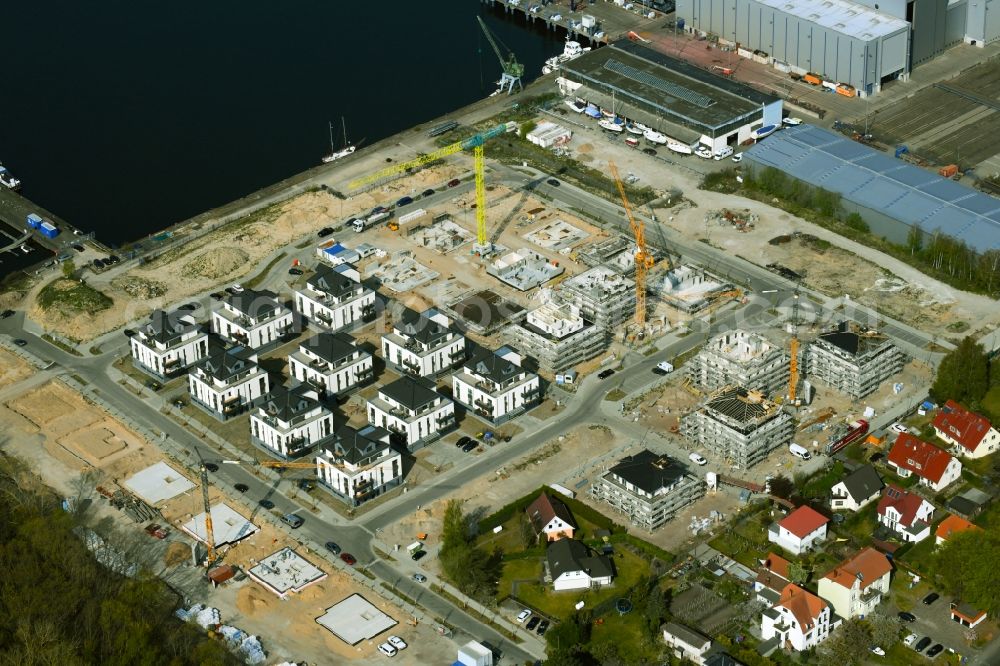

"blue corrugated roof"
[744,125,1000,252]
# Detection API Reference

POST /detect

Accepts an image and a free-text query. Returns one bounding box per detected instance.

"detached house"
[887,433,962,492]
[761,584,835,652]
[382,307,466,378]
[187,343,269,420]
[526,492,577,541]
[130,309,208,378]
[366,375,455,449]
[934,513,981,546]
[211,289,292,351]
[546,539,614,591]
[876,485,935,542]
[661,622,714,665]
[250,385,334,458]
[287,332,373,397]
[933,400,1000,459]
[294,264,375,332]
[754,552,792,606]
[817,548,892,619]
[768,506,829,555]
[452,347,541,424]
[316,424,401,507]
[830,464,884,512]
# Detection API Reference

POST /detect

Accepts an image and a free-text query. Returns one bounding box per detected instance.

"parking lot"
[889,585,976,661]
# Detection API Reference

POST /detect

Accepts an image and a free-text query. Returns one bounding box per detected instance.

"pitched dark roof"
[379,375,442,411]
[302,332,360,364]
[464,348,524,383]
[260,385,322,422]
[325,424,391,465]
[223,289,284,319]
[546,539,613,580]
[526,493,577,533]
[144,309,198,344]
[396,308,452,346]
[307,265,360,297]
[607,449,686,495]
[817,321,889,356]
[704,652,745,666]
[838,464,884,502]
[195,343,257,382]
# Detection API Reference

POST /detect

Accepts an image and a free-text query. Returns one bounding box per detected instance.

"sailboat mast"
[341,116,348,148]
[328,121,335,152]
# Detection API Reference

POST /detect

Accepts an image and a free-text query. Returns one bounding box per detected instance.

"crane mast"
[609,161,654,328]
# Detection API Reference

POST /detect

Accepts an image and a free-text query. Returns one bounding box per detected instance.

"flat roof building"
[507,300,606,374]
[806,321,904,399]
[688,329,789,397]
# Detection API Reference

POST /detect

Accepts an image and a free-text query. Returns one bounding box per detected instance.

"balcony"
[309,357,330,371]
[361,303,376,323]
[522,385,541,401]
[355,366,374,382]
[474,380,499,394]
[401,358,421,375]
[437,412,455,427]
[285,436,311,456]
[474,397,493,411]
[230,330,249,345]
[474,405,494,419]
[403,338,425,353]
[314,310,333,325]
[163,356,180,368]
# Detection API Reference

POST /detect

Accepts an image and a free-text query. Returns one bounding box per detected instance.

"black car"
[546,178,560,187]
[288,267,303,276]
[915,637,931,652]
[643,147,657,156]
[210,291,225,299]
[297,479,314,491]
[926,644,943,658]
[13,339,27,347]
[922,592,940,605]
[72,244,85,252]
[234,483,249,493]
[177,302,199,311]
[456,436,473,448]
[526,617,541,630]
[324,541,342,555]
[258,499,275,509]
[203,463,219,473]
[597,368,616,379]
[536,620,550,635]
[897,611,916,622]
[462,440,478,452]
[172,398,186,408]
[123,328,135,337]
[1,309,14,319]
[144,379,161,391]
[411,550,427,561]
[421,188,435,196]
[317,227,335,237]
[107,255,120,264]
[93,258,105,268]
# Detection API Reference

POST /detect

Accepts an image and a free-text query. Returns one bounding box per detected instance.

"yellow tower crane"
[347,124,508,253]
[789,291,800,403]
[609,161,655,328]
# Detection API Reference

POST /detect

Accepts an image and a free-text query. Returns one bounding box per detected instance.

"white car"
[903,633,917,647]
[689,453,708,466]
[230,283,244,293]
[695,147,713,159]
[387,635,407,650]
[890,422,908,435]
[517,609,532,623]
[782,117,803,126]
[731,153,743,163]
[870,646,885,656]
[377,642,397,657]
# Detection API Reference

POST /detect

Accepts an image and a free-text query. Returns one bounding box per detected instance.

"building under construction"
[559,266,636,337]
[688,330,790,398]
[806,321,904,399]
[680,386,794,469]
[507,300,606,374]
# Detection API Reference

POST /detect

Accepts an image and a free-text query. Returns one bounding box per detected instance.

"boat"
[643,128,667,145]
[322,117,356,164]
[625,123,644,135]
[633,122,651,132]
[565,100,586,113]
[584,104,602,119]
[599,118,624,132]
[0,165,21,191]
[752,124,778,140]
[667,142,693,155]
[625,137,640,148]
[600,107,616,119]
[542,40,591,75]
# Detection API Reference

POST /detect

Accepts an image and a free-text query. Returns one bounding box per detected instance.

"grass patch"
[244,253,287,289]
[41,335,82,356]
[701,168,741,194]
[430,584,520,642]
[800,460,844,499]
[497,558,542,601]
[588,610,657,664]
[37,278,113,314]
[604,388,626,401]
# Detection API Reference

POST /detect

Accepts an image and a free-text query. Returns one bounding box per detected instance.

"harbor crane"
[347,124,508,253]
[609,160,655,328]
[477,16,524,95]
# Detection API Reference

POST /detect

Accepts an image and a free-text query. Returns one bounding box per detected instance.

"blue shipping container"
[26,213,42,229]
[40,222,59,239]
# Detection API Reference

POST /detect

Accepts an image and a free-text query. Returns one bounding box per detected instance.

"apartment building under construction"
[688,329,790,398]
[806,321,904,399]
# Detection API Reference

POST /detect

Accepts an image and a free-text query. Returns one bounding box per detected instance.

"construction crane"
[195,453,218,568]
[490,176,546,245]
[348,124,507,253]
[789,290,800,404]
[477,16,524,95]
[609,161,655,328]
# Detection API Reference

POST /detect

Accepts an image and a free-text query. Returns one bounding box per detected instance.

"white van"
[713,146,734,161]
[789,443,812,460]
[377,642,397,657]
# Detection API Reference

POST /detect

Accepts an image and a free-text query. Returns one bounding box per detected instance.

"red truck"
[144,523,168,539]
[825,419,869,455]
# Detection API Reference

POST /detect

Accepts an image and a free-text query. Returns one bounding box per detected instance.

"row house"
[188,343,269,420]
[211,289,293,351]
[294,264,375,332]
[130,309,208,378]
[366,375,455,450]
[316,424,401,507]
[382,307,466,378]
[250,385,334,459]
[288,332,373,397]
[452,347,540,424]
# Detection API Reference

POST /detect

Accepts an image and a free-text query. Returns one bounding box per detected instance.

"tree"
[519,120,537,138]
[768,474,795,499]
[61,260,75,279]
[867,611,901,649]
[932,529,1000,615]
[787,561,809,584]
[931,336,990,407]
[818,618,872,666]
[907,224,925,256]
[439,499,501,603]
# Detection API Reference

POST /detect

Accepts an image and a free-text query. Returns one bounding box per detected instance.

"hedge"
[477,486,620,535]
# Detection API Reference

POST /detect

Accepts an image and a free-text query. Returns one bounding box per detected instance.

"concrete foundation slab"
[181,504,259,547]
[123,462,195,505]
[407,218,474,254]
[525,219,590,251]
[247,547,327,598]
[316,593,397,645]
[373,251,440,292]
[487,248,564,291]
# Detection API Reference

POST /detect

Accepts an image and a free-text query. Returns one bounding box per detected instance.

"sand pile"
[237,586,271,617]
[164,542,190,568]
[183,247,250,280]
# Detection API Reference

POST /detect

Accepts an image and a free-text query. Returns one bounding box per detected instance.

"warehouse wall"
[910,0,949,66]
[946,0,969,46]
[966,0,1000,45]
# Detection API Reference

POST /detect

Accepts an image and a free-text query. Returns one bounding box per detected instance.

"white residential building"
[768,506,829,555]
[816,548,892,619]
[188,344,270,420]
[381,307,466,378]
[876,485,935,543]
[316,425,402,507]
[933,400,1000,459]
[661,623,713,666]
[366,375,455,450]
[829,464,884,512]
[546,539,614,591]
[288,332,373,398]
[130,309,209,378]
[294,264,376,332]
[211,289,293,351]
[761,584,835,652]
[250,385,335,459]
[452,347,541,424]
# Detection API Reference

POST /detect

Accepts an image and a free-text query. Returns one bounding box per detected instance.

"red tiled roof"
[756,552,792,593]
[777,584,828,629]
[933,400,994,454]
[526,492,577,533]
[823,547,892,591]
[935,514,981,541]
[887,433,955,483]
[763,552,791,579]
[779,506,829,539]
[877,484,930,528]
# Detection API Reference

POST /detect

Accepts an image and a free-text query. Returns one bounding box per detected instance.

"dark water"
[0,1,563,246]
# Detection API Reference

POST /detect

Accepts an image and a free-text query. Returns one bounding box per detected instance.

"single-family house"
[876,485,935,542]
[546,539,613,591]
[951,602,987,629]
[525,492,577,541]
[933,400,1000,459]
[934,513,981,546]
[760,583,835,652]
[887,433,962,492]
[816,547,892,619]
[366,375,455,450]
[211,289,293,351]
[768,506,829,555]
[829,464,884,512]
[662,622,713,665]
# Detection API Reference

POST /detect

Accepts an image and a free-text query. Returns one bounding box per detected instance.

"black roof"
[302,332,360,364]
[464,348,524,383]
[838,464,884,502]
[607,449,686,495]
[396,308,452,347]
[704,652,746,666]
[325,424,391,465]
[195,342,257,382]
[223,289,284,319]
[546,539,613,580]
[260,385,321,422]
[818,321,889,356]
[379,375,442,411]
[143,309,198,344]
[307,265,360,297]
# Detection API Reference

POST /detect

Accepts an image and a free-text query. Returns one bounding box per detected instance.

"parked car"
[546,178,560,187]
[782,117,803,126]
[421,188,435,196]
[13,339,27,347]
[731,153,743,163]
[395,196,413,207]
[412,573,427,583]
[926,644,943,658]
[317,226,334,237]
[144,523,168,539]
[144,379,161,391]
[377,643,397,657]
[387,636,407,650]
[1,309,14,319]
[461,440,478,452]
[889,422,908,435]
[72,244,85,252]
[597,368,616,379]
[411,550,427,561]
[915,637,931,652]
[536,619,550,635]
[903,633,917,646]
[258,499,275,509]
[288,267,303,275]
[870,646,885,656]
[203,463,218,473]
[447,178,461,188]
[689,453,708,466]
[517,610,532,623]
[922,592,940,605]
[456,436,474,448]
[234,483,249,493]
[172,398,186,408]
[280,513,304,528]
[898,611,916,623]
[177,302,199,311]
[325,541,342,555]
[642,147,657,156]
[107,255,120,264]
[340,553,357,565]
[526,616,541,630]
[230,283,244,293]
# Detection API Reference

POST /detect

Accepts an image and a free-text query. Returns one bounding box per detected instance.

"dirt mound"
[182,247,249,280]
[163,542,189,568]
[111,276,167,299]
[236,586,271,616]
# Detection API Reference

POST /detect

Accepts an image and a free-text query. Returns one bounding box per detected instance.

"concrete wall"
[965,0,1000,45]
[947,0,969,45]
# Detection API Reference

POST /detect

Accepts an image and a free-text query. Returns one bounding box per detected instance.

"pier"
[480,0,662,45]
